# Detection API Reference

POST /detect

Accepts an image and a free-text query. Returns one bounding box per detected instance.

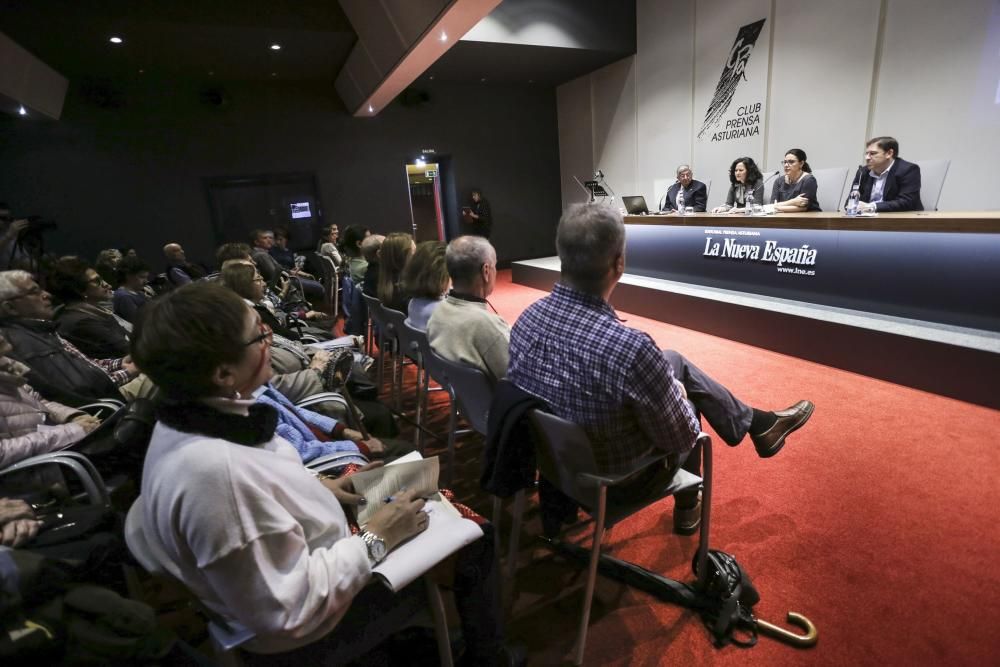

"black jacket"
[852,158,923,212]
[663,180,708,212]
[0,318,123,406]
[55,302,130,359]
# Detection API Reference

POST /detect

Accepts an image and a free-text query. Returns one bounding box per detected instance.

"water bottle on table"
[745,191,755,216]
[676,189,685,216]
[846,185,860,216]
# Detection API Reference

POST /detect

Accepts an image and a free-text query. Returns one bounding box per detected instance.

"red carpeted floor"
[396,270,1000,666]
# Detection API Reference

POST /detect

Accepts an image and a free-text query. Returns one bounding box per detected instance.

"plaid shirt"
[57,335,134,387]
[508,282,698,475]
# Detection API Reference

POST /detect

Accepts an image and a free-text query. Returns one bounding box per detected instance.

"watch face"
[369,537,387,562]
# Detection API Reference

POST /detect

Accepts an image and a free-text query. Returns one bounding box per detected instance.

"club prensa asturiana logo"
[698,18,766,141]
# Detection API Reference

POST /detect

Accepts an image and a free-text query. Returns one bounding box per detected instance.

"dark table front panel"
[624,219,1000,332]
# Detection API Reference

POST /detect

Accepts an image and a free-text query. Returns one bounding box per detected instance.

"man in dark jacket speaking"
[853,136,923,212]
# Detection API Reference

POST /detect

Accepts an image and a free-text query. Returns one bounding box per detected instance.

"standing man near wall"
[851,136,923,212]
[462,188,493,239]
[660,165,708,212]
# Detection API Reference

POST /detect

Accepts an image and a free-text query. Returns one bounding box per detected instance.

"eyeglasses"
[782,159,799,165]
[243,322,273,347]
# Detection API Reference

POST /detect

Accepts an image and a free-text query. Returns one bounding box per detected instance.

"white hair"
[0,270,34,301]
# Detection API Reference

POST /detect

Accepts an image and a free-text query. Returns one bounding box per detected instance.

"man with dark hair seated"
[0,271,136,406]
[507,204,814,534]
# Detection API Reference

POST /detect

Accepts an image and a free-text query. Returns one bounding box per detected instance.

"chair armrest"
[296,392,348,410]
[0,451,110,505]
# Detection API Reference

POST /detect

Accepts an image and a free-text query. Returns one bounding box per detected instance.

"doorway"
[205,172,324,251]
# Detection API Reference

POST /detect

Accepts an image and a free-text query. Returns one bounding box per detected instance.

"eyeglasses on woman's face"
[243,322,273,347]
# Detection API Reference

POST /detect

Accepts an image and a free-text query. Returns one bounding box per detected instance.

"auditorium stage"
[511,255,1000,410]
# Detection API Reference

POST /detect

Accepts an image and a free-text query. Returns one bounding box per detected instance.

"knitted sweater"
[426,294,510,383]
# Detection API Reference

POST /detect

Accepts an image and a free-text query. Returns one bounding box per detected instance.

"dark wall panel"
[0,78,561,270]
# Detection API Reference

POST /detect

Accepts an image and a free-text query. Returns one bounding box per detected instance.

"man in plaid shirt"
[508,204,813,534]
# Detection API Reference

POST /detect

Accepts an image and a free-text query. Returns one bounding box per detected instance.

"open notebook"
[347,452,483,591]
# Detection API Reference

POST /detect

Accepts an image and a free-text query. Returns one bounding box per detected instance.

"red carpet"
[399,270,1000,666]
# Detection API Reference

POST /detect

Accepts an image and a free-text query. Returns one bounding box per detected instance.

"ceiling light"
[109,36,123,44]
[429,75,435,81]
[18,106,27,116]
[440,31,448,42]
[368,104,374,114]
[270,43,281,51]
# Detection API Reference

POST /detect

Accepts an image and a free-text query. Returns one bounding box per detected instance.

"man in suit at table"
[660,165,708,212]
[850,136,923,213]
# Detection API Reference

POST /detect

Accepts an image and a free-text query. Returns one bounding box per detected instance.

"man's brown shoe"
[751,400,814,458]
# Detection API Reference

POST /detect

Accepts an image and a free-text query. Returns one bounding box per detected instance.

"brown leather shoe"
[751,400,814,458]
[673,492,702,536]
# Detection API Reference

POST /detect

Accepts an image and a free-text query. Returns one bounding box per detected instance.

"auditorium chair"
[401,320,454,454]
[376,305,421,414]
[1,450,111,507]
[502,405,713,665]
[914,159,951,211]
[360,294,390,396]
[125,497,455,666]
[810,167,849,212]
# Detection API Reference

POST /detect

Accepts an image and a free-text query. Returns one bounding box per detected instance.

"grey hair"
[676,164,692,175]
[0,270,34,301]
[556,204,625,293]
[445,235,495,287]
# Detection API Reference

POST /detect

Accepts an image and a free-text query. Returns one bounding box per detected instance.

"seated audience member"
[317,225,343,270]
[94,248,123,287]
[0,271,135,405]
[162,242,204,286]
[341,225,371,283]
[712,157,766,213]
[49,257,130,359]
[270,229,297,270]
[853,136,923,212]
[360,233,385,297]
[376,233,415,313]
[662,164,708,212]
[507,204,814,533]
[112,256,150,323]
[252,228,325,305]
[132,282,510,664]
[769,148,821,212]
[402,241,448,330]
[0,334,100,468]
[426,236,509,383]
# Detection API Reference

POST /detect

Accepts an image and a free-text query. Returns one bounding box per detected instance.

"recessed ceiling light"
[270,43,281,51]
[18,106,27,116]
[109,36,123,44]
[429,75,435,80]
[440,31,448,42]
[368,104,374,113]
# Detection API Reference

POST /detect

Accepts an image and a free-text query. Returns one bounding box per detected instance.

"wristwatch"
[358,527,387,566]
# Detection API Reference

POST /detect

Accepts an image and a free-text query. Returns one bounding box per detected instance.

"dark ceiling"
[1,0,634,92]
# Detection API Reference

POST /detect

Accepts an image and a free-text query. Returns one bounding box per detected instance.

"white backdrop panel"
[692,0,772,208]
[557,75,595,209]
[766,0,880,204]
[636,0,696,205]
[590,56,638,202]
[872,0,1000,211]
